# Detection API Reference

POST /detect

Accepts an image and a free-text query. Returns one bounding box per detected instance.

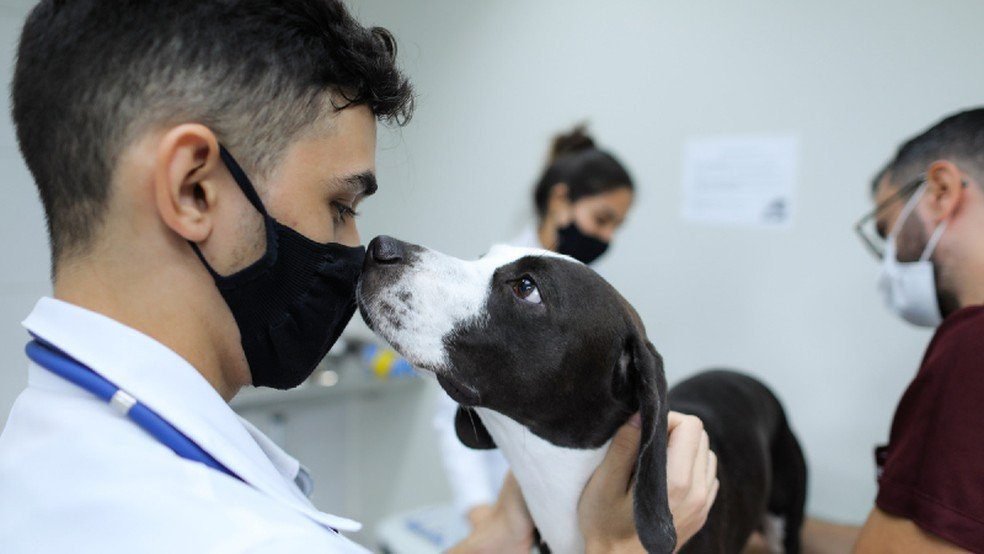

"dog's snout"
[369,235,405,264]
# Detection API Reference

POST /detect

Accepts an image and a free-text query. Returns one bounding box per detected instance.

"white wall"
[347,0,984,523]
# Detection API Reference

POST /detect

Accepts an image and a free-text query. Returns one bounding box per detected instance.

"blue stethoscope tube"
[25,337,241,482]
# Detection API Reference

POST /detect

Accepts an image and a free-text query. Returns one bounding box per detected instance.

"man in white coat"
[0,1,415,551]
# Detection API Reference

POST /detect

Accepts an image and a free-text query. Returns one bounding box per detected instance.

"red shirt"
[875,305,984,552]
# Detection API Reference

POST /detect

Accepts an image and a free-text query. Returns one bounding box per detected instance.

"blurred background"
[1,0,983,549]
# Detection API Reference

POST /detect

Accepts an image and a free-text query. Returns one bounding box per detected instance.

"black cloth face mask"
[190,146,366,390]
[555,222,609,264]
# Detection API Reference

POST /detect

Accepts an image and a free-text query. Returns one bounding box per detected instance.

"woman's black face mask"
[190,146,366,390]
[556,222,609,265]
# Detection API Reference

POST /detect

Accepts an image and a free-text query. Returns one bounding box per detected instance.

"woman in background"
[517,124,635,261]
[433,124,637,526]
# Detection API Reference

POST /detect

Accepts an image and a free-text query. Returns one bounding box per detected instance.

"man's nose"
[336,225,361,248]
[368,235,405,264]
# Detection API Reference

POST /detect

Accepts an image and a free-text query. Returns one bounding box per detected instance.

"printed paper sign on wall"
[681,135,798,228]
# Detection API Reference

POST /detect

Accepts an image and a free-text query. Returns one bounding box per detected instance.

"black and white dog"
[357,236,807,554]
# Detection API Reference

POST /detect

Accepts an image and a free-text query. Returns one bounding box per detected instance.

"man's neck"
[53,248,249,401]
[949,217,984,311]
[956,270,984,311]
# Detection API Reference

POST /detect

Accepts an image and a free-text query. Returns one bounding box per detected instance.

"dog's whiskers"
[466,408,480,440]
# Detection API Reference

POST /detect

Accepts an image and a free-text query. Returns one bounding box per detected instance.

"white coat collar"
[21,297,360,533]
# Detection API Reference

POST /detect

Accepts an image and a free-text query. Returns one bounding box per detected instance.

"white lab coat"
[432,227,541,516]
[0,298,368,553]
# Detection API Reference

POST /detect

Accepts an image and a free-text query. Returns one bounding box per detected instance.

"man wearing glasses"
[849,108,984,552]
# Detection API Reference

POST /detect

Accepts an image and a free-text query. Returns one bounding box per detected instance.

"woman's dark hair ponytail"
[533,124,634,220]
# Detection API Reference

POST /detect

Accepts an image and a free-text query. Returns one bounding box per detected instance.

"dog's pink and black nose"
[368,235,405,264]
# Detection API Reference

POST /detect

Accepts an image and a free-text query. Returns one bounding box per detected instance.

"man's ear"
[624,335,677,554]
[924,160,967,223]
[153,124,225,243]
[455,406,497,450]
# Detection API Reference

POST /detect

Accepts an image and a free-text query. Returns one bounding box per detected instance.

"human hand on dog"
[578,411,719,554]
[665,411,719,548]
[449,473,535,554]
[466,504,495,528]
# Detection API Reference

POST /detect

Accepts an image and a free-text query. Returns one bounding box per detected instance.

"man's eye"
[332,202,359,223]
[512,275,542,304]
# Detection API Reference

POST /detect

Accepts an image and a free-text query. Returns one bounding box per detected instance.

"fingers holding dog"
[666,411,719,548]
[691,429,710,496]
[706,450,719,499]
[666,413,703,497]
[578,417,645,553]
[605,412,643,492]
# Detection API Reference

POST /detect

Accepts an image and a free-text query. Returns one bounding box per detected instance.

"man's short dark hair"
[12,0,414,268]
[884,108,984,189]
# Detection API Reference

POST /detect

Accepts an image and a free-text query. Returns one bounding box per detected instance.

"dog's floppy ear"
[625,336,676,553]
[454,406,497,450]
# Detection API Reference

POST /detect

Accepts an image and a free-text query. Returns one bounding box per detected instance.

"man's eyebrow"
[337,171,378,198]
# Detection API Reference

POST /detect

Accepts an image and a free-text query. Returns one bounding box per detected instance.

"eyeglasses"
[853,174,926,259]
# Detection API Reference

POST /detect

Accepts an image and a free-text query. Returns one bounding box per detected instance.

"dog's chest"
[474,408,608,554]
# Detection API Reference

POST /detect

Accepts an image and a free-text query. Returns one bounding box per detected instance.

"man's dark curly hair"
[12,0,414,267]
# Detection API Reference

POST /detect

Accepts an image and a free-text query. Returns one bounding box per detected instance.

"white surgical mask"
[877,183,947,327]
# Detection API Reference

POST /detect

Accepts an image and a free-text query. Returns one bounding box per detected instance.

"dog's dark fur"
[667,370,807,553]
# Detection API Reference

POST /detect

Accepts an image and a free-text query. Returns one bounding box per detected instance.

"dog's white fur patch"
[475,407,607,554]
[359,244,569,371]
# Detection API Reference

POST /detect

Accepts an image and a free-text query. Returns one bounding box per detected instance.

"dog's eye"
[512,275,542,304]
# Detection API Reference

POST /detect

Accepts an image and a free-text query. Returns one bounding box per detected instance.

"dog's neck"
[474,407,609,554]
